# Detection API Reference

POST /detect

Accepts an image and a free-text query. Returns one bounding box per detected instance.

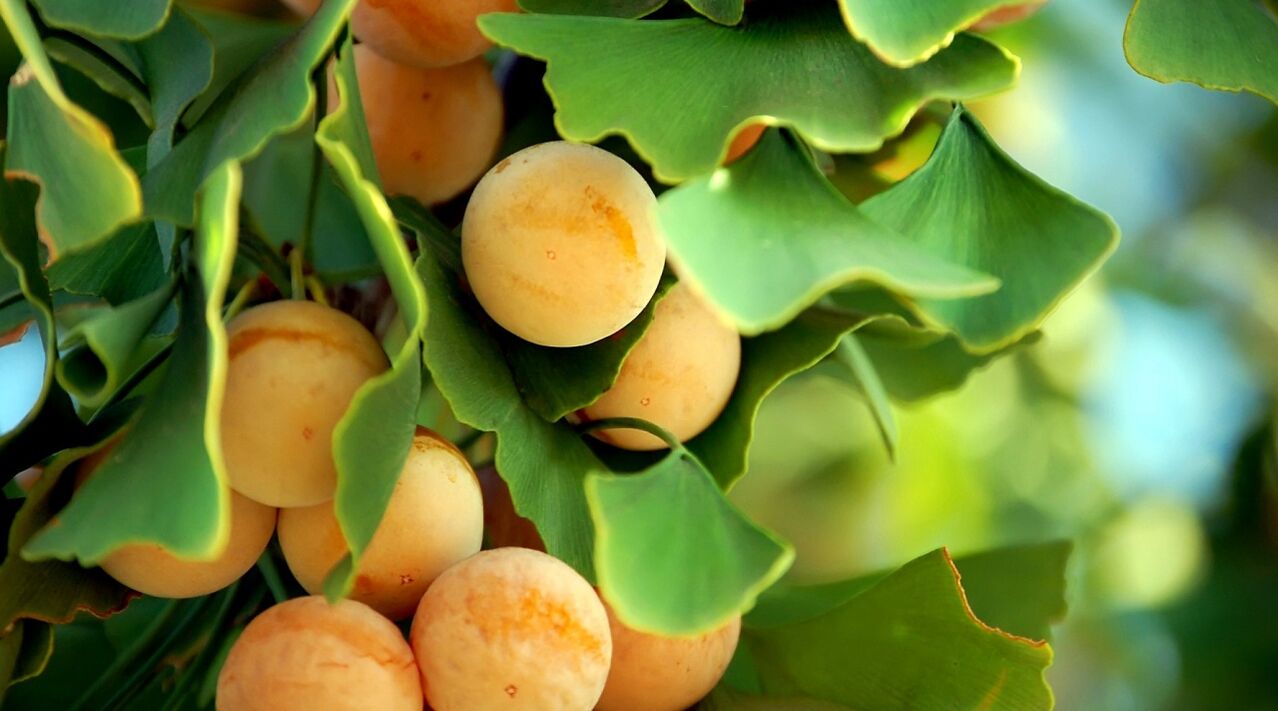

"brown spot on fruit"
[493,157,512,174]
[639,397,651,407]
[505,684,518,698]
[545,250,556,260]
[410,150,424,163]
[584,186,637,259]
[302,426,314,441]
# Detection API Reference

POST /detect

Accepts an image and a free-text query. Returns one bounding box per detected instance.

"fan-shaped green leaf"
[54,281,175,410]
[316,34,429,599]
[0,447,134,638]
[28,0,171,40]
[518,0,664,18]
[481,5,1018,182]
[861,106,1118,352]
[658,129,996,335]
[416,248,601,577]
[588,449,793,635]
[1,0,142,259]
[687,307,880,488]
[743,549,1054,710]
[137,7,214,165]
[837,0,1028,67]
[143,0,354,225]
[24,161,240,564]
[45,223,165,305]
[1125,0,1278,105]
[0,146,80,476]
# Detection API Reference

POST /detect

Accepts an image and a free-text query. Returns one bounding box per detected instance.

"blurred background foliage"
[1,0,1276,709]
[734,2,1278,709]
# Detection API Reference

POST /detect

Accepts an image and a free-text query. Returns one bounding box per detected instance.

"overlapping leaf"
[43,38,153,127]
[417,249,600,577]
[1125,0,1278,105]
[519,0,742,24]
[317,34,429,598]
[837,0,1029,67]
[481,5,1019,182]
[742,548,1056,710]
[29,0,171,40]
[687,308,880,489]
[143,0,354,225]
[658,129,996,334]
[861,106,1118,352]
[0,0,142,259]
[0,145,80,476]
[54,282,175,409]
[0,448,135,635]
[24,162,240,564]
[588,448,793,635]
[137,7,214,166]
[44,223,165,305]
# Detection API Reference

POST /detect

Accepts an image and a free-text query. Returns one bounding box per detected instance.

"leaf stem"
[576,417,685,452]
[67,598,182,711]
[223,279,257,322]
[255,552,290,604]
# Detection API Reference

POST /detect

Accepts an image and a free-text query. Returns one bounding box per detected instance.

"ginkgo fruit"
[221,300,388,508]
[334,46,502,206]
[216,596,422,711]
[579,282,740,450]
[462,141,667,347]
[410,547,612,710]
[596,606,741,711]
[352,0,518,69]
[278,427,484,621]
[77,446,277,599]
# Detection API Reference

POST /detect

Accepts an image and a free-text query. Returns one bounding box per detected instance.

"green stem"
[155,582,245,711]
[256,552,290,604]
[236,225,290,293]
[288,247,305,301]
[576,417,685,452]
[68,598,182,711]
[223,279,257,322]
[101,594,220,711]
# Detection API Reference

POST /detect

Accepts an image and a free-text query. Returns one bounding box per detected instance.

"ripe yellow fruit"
[216,596,422,711]
[336,46,502,206]
[278,427,484,621]
[580,283,740,450]
[351,0,519,70]
[410,547,612,710]
[462,141,667,347]
[221,300,388,508]
[100,489,276,599]
[596,606,741,711]
[75,445,276,599]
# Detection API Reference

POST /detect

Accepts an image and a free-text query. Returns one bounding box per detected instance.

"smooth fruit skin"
[581,282,741,450]
[351,0,518,69]
[101,489,276,599]
[462,141,667,347]
[596,607,741,711]
[278,427,484,621]
[216,596,422,711]
[221,300,388,507]
[410,548,612,711]
[336,46,502,206]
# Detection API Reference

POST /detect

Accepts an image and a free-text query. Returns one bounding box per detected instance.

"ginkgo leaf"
[481,5,1018,182]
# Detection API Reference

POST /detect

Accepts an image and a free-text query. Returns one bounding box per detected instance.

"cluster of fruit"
[66,3,751,710]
